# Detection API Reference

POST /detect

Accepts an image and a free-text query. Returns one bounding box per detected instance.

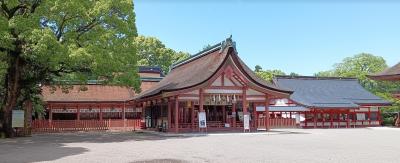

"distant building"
[273,76,390,128]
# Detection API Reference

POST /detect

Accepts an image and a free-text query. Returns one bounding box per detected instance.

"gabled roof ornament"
[219,35,236,53]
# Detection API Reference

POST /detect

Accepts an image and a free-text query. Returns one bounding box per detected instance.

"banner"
[243,114,250,130]
[198,112,207,128]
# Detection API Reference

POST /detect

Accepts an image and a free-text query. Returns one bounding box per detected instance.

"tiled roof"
[134,37,292,100]
[368,62,400,80]
[42,85,135,102]
[139,66,165,77]
[275,76,391,108]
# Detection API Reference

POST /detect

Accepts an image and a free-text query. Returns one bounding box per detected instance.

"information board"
[243,114,250,130]
[198,112,207,128]
[12,110,24,128]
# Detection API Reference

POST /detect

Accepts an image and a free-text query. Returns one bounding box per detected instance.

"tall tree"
[254,66,286,82]
[0,0,139,137]
[315,53,388,90]
[134,35,190,74]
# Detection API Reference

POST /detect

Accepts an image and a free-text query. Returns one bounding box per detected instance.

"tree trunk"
[24,100,32,136]
[2,56,22,138]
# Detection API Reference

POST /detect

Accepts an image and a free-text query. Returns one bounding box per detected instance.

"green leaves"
[134,35,190,74]
[254,65,286,82]
[0,0,140,105]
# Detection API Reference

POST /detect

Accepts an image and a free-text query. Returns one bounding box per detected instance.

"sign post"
[198,112,207,132]
[243,114,250,132]
[12,110,24,128]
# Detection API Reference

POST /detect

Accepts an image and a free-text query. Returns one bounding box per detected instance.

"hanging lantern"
[227,95,230,102]
[186,101,192,108]
[233,95,237,103]
[218,94,221,101]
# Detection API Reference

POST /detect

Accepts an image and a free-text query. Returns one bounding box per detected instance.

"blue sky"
[135,0,400,75]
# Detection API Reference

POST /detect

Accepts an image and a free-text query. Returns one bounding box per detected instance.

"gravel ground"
[1,128,400,163]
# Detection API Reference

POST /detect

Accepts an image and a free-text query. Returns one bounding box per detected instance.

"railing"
[32,119,142,133]
[269,118,297,128]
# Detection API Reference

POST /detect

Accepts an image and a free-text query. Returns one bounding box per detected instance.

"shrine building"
[36,37,391,132]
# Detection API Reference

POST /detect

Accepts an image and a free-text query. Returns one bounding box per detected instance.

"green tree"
[134,35,190,74]
[254,66,286,82]
[315,53,388,91]
[0,0,139,137]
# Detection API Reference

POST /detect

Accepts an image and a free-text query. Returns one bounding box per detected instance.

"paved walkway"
[1,128,400,163]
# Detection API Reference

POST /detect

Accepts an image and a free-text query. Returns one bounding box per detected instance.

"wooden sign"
[198,112,207,128]
[243,114,250,130]
[12,110,24,128]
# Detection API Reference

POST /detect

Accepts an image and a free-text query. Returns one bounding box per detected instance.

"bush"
[383,117,395,126]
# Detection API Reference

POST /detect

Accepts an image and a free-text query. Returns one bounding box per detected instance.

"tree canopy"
[0,0,139,137]
[134,35,190,74]
[254,65,286,81]
[315,53,400,113]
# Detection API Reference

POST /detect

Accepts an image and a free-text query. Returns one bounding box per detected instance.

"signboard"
[243,114,250,130]
[12,110,24,128]
[256,106,266,112]
[198,112,207,128]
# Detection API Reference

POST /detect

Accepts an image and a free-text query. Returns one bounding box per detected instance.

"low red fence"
[32,119,142,133]
[269,118,297,128]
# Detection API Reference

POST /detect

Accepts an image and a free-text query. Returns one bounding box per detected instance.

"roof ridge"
[275,75,357,80]
[170,42,222,70]
[170,35,237,70]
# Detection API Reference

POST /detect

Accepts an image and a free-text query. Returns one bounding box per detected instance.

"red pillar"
[346,110,350,128]
[313,109,317,128]
[330,111,333,128]
[191,101,195,130]
[77,105,80,120]
[368,107,371,126]
[99,105,103,120]
[265,95,270,131]
[253,104,257,128]
[222,105,226,123]
[174,96,179,133]
[167,100,172,129]
[49,105,53,121]
[122,103,126,120]
[232,103,237,128]
[242,88,248,131]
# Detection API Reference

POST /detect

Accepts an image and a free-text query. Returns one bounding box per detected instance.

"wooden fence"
[32,119,142,133]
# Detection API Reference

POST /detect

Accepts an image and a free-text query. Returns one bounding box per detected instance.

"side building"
[35,66,163,132]
[272,76,391,128]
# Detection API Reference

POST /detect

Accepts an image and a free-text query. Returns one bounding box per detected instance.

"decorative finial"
[219,35,236,53]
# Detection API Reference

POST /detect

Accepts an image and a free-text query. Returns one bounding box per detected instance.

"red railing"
[269,118,296,128]
[32,119,142,133]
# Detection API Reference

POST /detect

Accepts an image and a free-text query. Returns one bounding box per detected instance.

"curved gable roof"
[134,38,291,100]
[369,62,400,81]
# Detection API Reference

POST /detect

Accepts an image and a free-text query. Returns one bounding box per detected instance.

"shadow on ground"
[0,131,202,163]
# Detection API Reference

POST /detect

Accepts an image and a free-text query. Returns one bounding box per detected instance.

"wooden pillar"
[174,96,179,133]
[77,105,80,120]
[191,101,195,129]
[330,111,333,128]
[167,100,172,129]
[49,105,53,121]
[253,104,257,128]
[313,109,317,128]
[377,108,381,125]
[199,89,204,112]
[122,103,126,120]
[99,105,103,120]
[232,103,237,128]
[368,107,371,126]
[304,112,307,128]
[264,95,270,131]
[346,110,350,128]
[222,105,226,123]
